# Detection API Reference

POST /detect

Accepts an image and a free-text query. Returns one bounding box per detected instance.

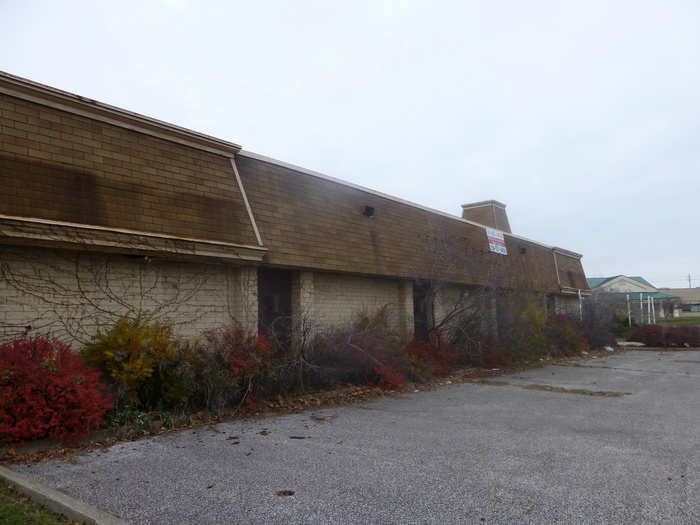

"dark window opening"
[413,280,433,341]
[258,268,293,338]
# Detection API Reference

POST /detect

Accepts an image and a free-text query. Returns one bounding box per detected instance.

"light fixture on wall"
[363,206,375,218]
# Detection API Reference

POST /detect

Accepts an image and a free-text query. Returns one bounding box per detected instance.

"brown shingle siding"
[1,83,588,293]
[555,252,588,290]
[0,94,257,246]
[236,154,585,292]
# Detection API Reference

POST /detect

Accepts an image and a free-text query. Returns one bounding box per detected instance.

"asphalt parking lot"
[16,350,700,524]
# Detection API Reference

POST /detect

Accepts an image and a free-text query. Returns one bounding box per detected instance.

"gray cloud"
[2,0,698,287]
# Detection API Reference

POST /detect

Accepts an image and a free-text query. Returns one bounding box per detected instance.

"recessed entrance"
[413,280,433,341]
[258,268,292,336]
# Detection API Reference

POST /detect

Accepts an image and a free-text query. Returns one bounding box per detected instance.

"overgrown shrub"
[611,313,635,338]
[497,291,549,362]
[0,336,111,443]
[665,326,700,347]
[628,325,664,347]
[308,328,409,389]
[578,293,621,347]
[306,307,409,389]
[81,313,181,410]
[481,339,510,368]
[546,315,587,356]
[577,319,616,348]
[196,327,272,407]
[442,306,487,367]
[403,330,457,378]
[628,325,700,347]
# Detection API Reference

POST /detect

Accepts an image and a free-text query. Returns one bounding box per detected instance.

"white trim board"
[0,71,241,157]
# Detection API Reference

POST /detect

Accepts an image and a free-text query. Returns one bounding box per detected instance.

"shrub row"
[0,309,462,444]
[481,314,591,367]
[1,305,605,444]
[628,325,700,347]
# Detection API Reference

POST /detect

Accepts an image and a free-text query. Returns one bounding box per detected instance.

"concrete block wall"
[554,294,581,317]
[310,272,406,333]
[228,266,259,334]
[0,245,255,345]
[397,281,414,341]
[433,284,470,327]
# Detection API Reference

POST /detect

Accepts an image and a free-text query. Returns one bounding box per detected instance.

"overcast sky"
[1,1,698,288]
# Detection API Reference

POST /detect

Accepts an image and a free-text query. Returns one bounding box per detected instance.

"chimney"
[461,200,511,233]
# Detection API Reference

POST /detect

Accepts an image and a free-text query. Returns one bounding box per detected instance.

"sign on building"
[486,228,507,255]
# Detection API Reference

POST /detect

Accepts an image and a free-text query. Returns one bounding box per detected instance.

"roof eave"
[0,70,241,157]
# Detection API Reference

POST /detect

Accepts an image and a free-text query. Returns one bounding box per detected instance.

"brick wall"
[0,245,256,345]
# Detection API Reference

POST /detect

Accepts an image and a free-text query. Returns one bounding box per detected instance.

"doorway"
[413,280,433,341]
[258,268,293,337]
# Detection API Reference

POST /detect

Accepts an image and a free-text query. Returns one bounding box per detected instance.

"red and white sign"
[486,228,507,255]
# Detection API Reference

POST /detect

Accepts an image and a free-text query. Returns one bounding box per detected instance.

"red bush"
[372,363,407,390]
[342,332,408,389]
[628,325,700,347]
[0,336,112,443]
[628,325,664,347]
[204,328,272,378]
[309,329,408,390]
[481,340,510,368]
[403,331,458,377]
[670,326,700,347]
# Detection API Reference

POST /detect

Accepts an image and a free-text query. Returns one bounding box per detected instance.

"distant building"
[587,275,679,321]
[657,288,700,316]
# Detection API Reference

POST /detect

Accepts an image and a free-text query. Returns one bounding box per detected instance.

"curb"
[0,465,130,525]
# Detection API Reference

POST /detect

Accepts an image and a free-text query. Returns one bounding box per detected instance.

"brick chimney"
[461,200,511,233]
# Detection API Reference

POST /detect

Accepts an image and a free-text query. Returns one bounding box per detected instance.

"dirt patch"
[520,384,630,397]
[469,378,630,397]
[472,379,510,387]
[553,363,667,375]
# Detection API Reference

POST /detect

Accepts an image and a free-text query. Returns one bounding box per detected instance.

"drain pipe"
[578,289,583,321]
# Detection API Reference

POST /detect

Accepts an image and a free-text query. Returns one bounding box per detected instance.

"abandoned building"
[0,71,590,344]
